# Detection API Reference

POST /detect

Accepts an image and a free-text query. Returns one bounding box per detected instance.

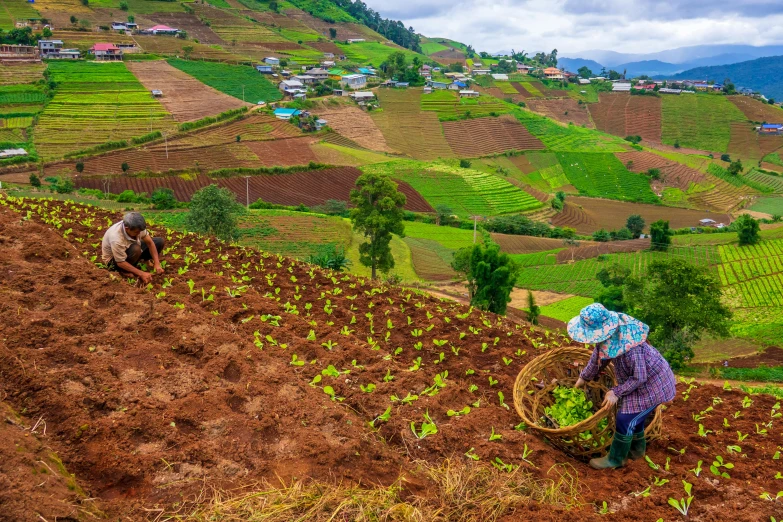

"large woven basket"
[513,346,663,459]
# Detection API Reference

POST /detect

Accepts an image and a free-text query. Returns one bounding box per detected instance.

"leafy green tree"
[735,214,760,245]
[42,27,52,38]
[349,173,407,279]
[623,259,731,369]
[727,159,744,176]
[329,27,337,38]
[649,220,672,251]
[577,66,593,78]
[75,160,84,173]
[29,173,41,187]
[185,184,245,240]
[592,229,611,242]
[459,159,472,168]
[527,291,540,325]
[151,187,177,210]
[626,214,645,237]
[128,15,135,23]
[70,15,77,24]
[435,204,453,226]
[452,243,518,315]
[119,0,129,10]
[121,162,130,173]
[595,263,630,312]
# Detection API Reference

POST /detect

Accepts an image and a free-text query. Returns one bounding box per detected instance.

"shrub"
[459,159,472,168]
[306,245,350,271]
[151,187,177,210]
[53,176,74,194]
[650,220,672,251]
[121,162,130,173]
[29,173,41,187]
[592,229,611,242]
[735,214,760,245]
[526,291,539,325]
[647,168,661,180]
[626,214,645,237]
[186,184,245,240]
[721,153,731,162]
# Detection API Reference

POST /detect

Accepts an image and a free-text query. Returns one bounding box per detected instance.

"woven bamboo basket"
[513,346,663,459]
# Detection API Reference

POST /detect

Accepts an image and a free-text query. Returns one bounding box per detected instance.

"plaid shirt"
[580,342,677,414]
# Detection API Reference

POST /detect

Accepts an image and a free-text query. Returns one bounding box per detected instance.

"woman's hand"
[574,377,586,389]
[602,390,618,407]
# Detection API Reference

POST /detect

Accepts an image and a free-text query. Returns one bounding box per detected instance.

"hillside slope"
[665,55,783,101]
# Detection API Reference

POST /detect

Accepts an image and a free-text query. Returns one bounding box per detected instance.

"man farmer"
[101,212,164,284]
[567,303,676,470]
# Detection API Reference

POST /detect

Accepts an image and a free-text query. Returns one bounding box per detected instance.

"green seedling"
[710,455,733,478]
[726,445,742,454]
[408,357,422,371]
[502,357,513,366]
[488,427,502,441]
[759,491,783,501]
[468,384,479,393]
[689,460,703,477]
[434,352,445,364]
[652,476,669,487]
[521,443,534,466]
[668,447,686,456]
[321,340,337,350]
[667,481,694,516]
[492,457,517,473]
[498,391,509,410]
[697,424,712,437]
[309,375,322,387]
[433,339,447,347]
[447,406,471,417]
[631,487,651,498]
[742,396,753,408]
[371,407,391,427]
[598,501,611,515]
[289,354,304,366]
[306,330,316,341]
[391,392,418,405]
[411,329,422,337]
[411,411,437,439]
[383,369,394,382]
[464,447,480,461]
[644,456,660,471]
[321,365,341,378]
[360,383,376,393]
[488,376,498,387]
[465,369,475,375]
[514,421,527,431]
[323,386,343,402]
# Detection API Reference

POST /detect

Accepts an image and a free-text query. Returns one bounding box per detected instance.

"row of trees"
[332,0,421,52]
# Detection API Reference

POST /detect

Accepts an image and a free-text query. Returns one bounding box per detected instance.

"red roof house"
[149,24,179,35]
[90,43,122,60]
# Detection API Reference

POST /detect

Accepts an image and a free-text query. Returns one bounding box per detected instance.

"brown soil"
[589,93,628,137]
[589,93,662,143]
[442,115,545,157]
[490,232,589,254]
[143,13,226,44]
[714,347,783,368]
[729,95,783,123]
[616,151,706,191]
[2,197,783,521]
[75,166,433,211]
[243,136,320,165]
[728,122,764,162]
[127,61,250,122]
[555,238,651,263]
[552,196,731,234]
[307,41,345,56]
[313,105,395,152]
[526,98,594,128]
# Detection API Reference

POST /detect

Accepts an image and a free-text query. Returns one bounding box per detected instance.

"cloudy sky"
[361,0,783,56]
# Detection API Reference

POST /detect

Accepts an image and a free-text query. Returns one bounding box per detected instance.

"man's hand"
[153,262,164,275]
[574,377,586,389]
[139,271,153,285]
[602,390,618,408]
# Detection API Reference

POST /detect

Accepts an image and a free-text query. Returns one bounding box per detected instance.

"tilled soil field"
[442,115,545,157]
[127,61,250,122]
[526,98,594,128]
[551,196,730,234]
[2,196,783,521]
[616,151,707,191]
[311,105,395,152]
[75,167,434,211]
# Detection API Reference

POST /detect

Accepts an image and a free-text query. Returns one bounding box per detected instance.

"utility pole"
[470,215,482,244]
[164,132,168,159]
[245,176,250,208]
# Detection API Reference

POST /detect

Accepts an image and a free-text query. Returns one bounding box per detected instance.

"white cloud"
[361,0,783,55]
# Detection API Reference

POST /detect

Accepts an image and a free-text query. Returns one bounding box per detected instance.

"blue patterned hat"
[568,304,650,359]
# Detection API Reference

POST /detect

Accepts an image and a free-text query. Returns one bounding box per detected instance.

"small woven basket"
[513,346,663,459]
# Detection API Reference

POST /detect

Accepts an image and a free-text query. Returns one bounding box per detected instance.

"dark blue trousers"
[616,404,657,436]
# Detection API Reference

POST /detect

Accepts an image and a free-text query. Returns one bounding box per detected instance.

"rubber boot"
[628,432,646,460]
[589,433,633,469]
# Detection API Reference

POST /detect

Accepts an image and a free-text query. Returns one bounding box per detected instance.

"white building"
[340,74,367,89]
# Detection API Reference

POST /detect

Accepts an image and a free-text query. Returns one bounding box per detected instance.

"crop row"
[661,95,746,153]
[512,110,626,152]
[719,239,783,262]
[556,152,659,203]
[167,59,282,104]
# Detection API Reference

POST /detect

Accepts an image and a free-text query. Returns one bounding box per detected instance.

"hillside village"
[1,0,783,520]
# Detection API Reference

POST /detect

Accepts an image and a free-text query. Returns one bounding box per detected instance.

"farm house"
[148,24,179,35]
[340,74,368,89]
[543,67,564,80]
[273,108,301,120]
[256,65,273,74]
[264,57,280,66]
[90,43,122,61]
[459,90,480,98]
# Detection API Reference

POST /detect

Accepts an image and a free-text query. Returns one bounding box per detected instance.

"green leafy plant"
[544,386,595,427]
[464,447,480,461]
[411,411,438,439]
[709,455,733,478]
[488,427,502,441]
[689,460,703,477]
[667,480,694,516]
[447,406,471,417]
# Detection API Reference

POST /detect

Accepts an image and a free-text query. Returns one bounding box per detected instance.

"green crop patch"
[363,160,543,218]
[168,59,282,104]
[421,41,450,55]
[512,109,626,152]
[337,42,422,66]
[743,169,783,194]
[556,152,659,203]
[404,221,477,250]
[661,94,745,153]
[539,296,595,323]
[34,61,176,160]
[0,0,39,30]
[286,0,356,22]
[750,196,783,215]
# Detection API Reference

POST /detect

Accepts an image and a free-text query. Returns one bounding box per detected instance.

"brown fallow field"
[442,115,544,157]
[616,151,706,191]
[311,105,395,152]
[75,167,434,211]
[589,93,662,144]
[551,196,730,234]
[526,98,594,128]
[127,61,251,122]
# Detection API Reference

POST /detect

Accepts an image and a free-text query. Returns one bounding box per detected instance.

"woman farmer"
[567,303,676,470]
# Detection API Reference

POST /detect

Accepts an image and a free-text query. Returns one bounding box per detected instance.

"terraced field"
[728,122,764,162]
[749,197,783,215]
[0,63,45,86]
[34,61,177,160]
[0,0,39,29]
[728,95,783,123]
[556,152,659,203]
[718,239,783,310]
[550,196,729,234]
[168,113,302,148]
[442,115,544,157]
[526,98,593,128]
[336,41,422,66]
[372,89,454,160]
[167,59,282,104]
[363,160,542,217]
[127,61,250,122]
[743,169,783,193]
[539,296,595,322]
[616,151,706,190]
[624,95,662,143]
[513,109,626,152]
[661,94,746,152]
[421,90,510,119]
[312,105,394,152]
[76,167,432,210]
[490,233,579,254]
[238,210,353,259]
[589,93,628,136]
[688,177,758,212]
[243,136,320,166]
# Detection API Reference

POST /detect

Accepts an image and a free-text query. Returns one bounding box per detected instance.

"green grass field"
[34,61,176,160]
[763,153,783,167]
[420,41,450,55]
[404,221,477,250]
[539,296,594,323]
[421,91,509,120]
[0,0,39,30]
[363,160,543,217]
[286,0,356,22]
[168,59,282,104]
[661,94,746,152]
[743,169,783,193]
[336,42,423,66]
[750,197,783,215]
[512,109,626,152]
[556,152,659,203]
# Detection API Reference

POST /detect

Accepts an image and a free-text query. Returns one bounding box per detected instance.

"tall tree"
[649,220,672,251]
[624,259,731,368]
[626,214,645,237]
[735,214,760,245]
[185,184,244,240]
[577,66,593,78]
[349,173,406,279]
[452,243,519,315]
